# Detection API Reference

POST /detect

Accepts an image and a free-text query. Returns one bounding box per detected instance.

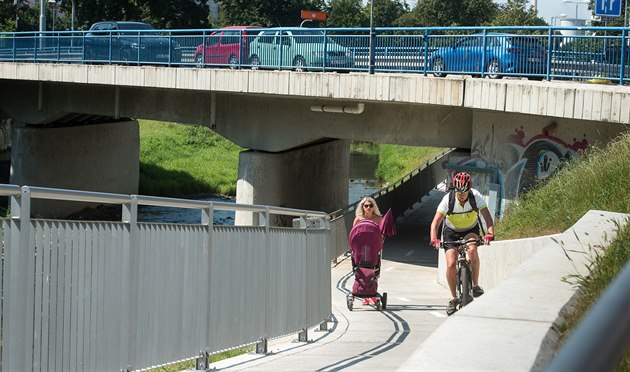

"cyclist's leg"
[463,229,481,286]
[443,227,460,298]
[445,248,458,298]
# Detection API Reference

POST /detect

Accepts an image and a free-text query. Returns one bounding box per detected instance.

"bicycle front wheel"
[460,266,473,306]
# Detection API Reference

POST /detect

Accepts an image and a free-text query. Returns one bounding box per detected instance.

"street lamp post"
[368,0,375,74]
[39,0,46,33]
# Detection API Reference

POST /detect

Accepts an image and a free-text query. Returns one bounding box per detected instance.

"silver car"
[248,28,354,71]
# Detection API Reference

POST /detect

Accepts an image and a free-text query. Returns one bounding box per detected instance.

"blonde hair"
[355,196,382,218]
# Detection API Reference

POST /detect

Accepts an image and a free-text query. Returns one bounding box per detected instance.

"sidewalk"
[208,189,450,371]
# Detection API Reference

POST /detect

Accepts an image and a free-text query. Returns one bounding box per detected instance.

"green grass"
[557,222,630,371]
[496,131,630,369]
[374,144,446,184]
[139,120,243,197]
[148,346,255,371]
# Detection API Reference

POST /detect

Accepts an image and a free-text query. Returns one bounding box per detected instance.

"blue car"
[429,33,547,80]
[84,21,182,65]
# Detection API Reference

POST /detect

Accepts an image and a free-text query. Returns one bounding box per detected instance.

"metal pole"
[39,0,46,32]
[14,0,19,29]
[71,0,76,31]
[368,0,375,74]
[625,0,628,28]
[575,4,578,25]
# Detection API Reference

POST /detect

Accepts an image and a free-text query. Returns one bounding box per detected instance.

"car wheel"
[195,54,203,68]
[228,54,239,69]
[432,57,446,77]
[293,56,306,72]
[250,54,260,70]
[119,48,132,65]
[486,59,502,79]
[84,48,95,64]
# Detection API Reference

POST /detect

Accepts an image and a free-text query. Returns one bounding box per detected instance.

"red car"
[193,26,256,68]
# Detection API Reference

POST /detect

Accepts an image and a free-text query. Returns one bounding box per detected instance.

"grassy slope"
[375,144,445,184]
[139,120,243,197]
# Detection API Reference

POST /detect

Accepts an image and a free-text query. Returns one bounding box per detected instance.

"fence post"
[3,186,33,370]
[122,195,139,370]
[202,202,213,356]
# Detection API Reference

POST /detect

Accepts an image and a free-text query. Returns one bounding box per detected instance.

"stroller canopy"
[349,220,382,267]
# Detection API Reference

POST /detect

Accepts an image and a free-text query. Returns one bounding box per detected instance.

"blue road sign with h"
[595,0,622,17]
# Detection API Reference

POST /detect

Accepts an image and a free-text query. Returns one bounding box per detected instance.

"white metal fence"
[0,184,331,371]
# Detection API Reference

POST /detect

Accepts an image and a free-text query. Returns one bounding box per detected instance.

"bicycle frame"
[442,238,483,310]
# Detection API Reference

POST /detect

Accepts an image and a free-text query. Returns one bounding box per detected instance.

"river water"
[138,151,381,225]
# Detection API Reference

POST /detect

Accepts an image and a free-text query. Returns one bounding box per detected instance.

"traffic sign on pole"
[595,0,622,17]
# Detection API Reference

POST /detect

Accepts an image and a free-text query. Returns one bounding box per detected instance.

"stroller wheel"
[346,295,353,311]
[375,299,382,311]
[382,292,388,310]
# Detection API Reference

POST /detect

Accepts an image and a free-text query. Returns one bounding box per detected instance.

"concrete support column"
[0,112,12,184]
[236,139,350,226]
[10,121,139,218]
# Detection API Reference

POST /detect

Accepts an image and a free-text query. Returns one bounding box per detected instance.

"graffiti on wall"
[452,122,589,207]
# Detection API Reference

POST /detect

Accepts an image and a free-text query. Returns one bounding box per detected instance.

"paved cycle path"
[208,189,450,371]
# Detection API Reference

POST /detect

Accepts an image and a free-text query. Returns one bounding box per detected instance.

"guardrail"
[0,26,628,83]
[0,184,331,371]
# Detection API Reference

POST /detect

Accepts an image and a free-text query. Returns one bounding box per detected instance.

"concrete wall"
[236,139,349,226]
[10,121,139,217]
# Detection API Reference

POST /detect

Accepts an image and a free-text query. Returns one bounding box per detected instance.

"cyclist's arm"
[479,207,494,236]
[430,210,445,242]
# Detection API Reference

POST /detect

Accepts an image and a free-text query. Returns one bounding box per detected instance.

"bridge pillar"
[235,139,350,226]
[0,112,12,184]
[10,120,139,218]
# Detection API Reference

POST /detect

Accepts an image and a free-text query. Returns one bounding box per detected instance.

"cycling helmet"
[452,172,472,193]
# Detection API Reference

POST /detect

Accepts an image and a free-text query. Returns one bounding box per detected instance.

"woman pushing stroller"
[346,197,394,310]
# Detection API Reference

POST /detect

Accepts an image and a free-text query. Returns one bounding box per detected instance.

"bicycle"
[441,237,485,311]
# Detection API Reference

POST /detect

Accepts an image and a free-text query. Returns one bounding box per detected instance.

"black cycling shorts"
[442,225,480,251]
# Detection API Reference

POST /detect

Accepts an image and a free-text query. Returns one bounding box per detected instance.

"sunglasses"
[456,191,469,196]
[363,203,373,208]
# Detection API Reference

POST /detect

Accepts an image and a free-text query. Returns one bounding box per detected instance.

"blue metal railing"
[0,25,628,84]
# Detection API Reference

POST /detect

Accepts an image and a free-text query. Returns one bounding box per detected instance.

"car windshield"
[118,23,154,30]
[290,30,328,44]
[510,37,543,49]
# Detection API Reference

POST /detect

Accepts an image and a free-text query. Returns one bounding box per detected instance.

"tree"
[413,0,498,27]
[0,0,38,32]
[216,0,325,27]
[324,0,368,28]
[362,0,409,27]
[490,0,546,27]
[54,0,210,30]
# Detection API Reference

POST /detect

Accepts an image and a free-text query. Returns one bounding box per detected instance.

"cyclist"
[429,172,495,316]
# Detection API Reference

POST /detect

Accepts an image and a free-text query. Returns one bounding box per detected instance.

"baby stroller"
[346,219,388,311]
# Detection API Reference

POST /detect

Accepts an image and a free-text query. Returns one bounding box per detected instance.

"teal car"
[248,28,354,71]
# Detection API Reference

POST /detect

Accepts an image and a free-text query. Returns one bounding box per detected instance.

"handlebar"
[440,238,484,249]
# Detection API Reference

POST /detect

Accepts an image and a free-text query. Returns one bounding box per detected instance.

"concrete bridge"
[1,62,629,218]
